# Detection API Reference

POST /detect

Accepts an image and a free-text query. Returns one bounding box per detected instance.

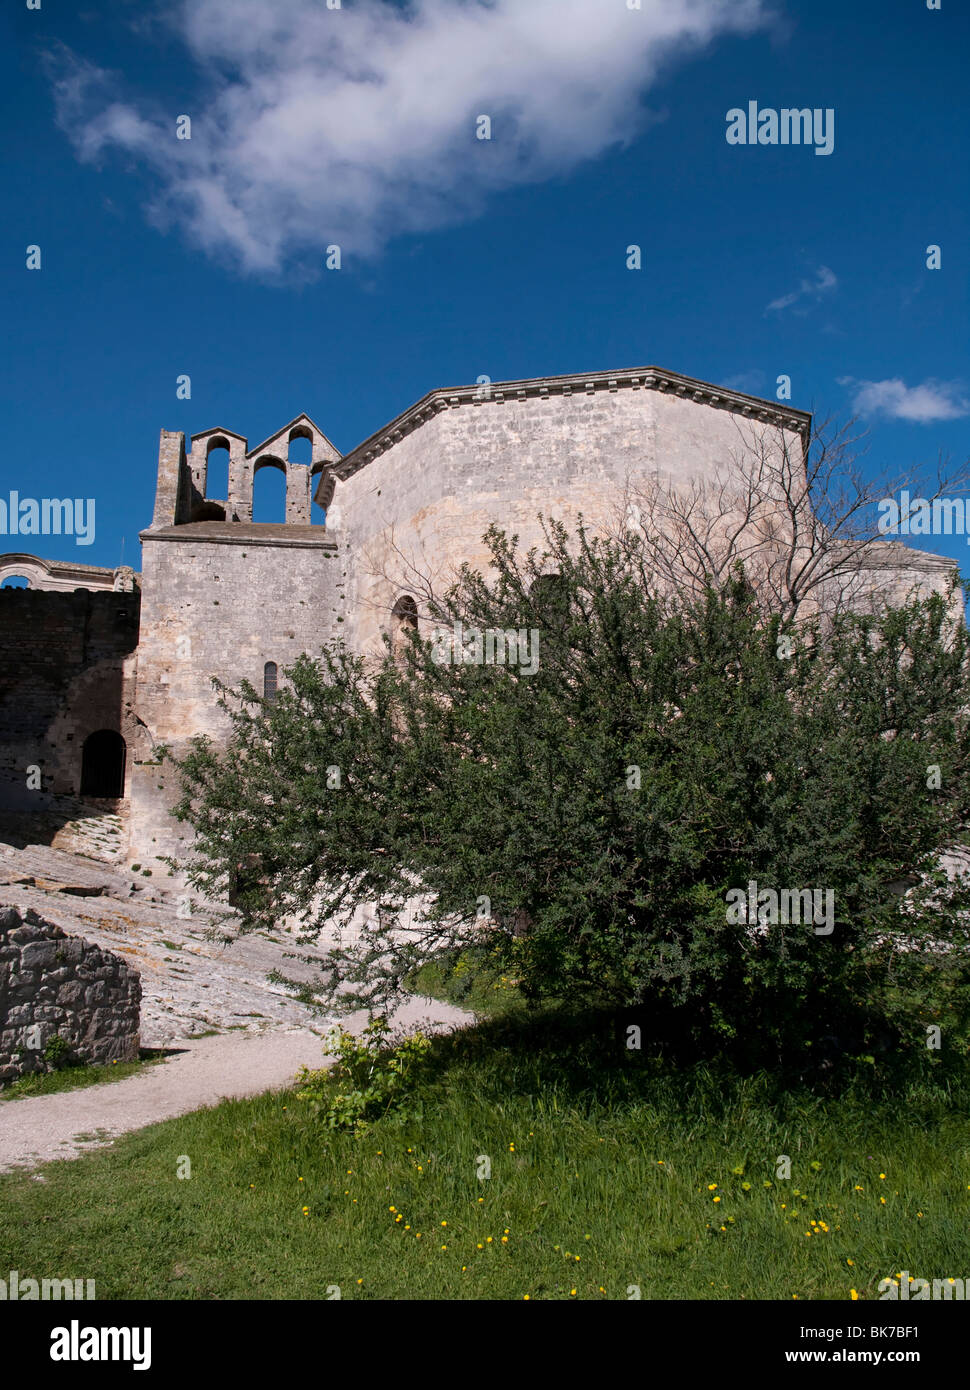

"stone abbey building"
[0,365,959,879]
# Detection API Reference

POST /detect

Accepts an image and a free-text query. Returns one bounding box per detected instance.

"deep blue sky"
[2,0,967,573]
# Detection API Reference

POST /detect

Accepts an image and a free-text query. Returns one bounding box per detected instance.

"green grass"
[1,1011,969,1300]
[0,1053,166,1102]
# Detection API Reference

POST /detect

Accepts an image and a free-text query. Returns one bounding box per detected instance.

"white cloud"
[839,377,969,423]
[765,264,837,314]
[720,369,766,394]
[46,0,768,276]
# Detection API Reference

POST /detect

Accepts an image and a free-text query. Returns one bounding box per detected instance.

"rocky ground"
[0,836,471,1171]
[0,840,465,1047]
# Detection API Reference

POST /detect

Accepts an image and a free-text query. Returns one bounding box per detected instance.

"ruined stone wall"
[129,525,348,875]
[0,904,141,1084]
[328,384,808,654]
[856,542,964,624]
[0,588,143,814]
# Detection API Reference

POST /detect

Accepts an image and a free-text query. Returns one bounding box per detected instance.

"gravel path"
[0,1030,324,1172]
[0,996,471,1174]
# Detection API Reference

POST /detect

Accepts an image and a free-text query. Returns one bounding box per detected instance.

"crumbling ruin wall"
[0,587,144,820]
[0,904,141,1084]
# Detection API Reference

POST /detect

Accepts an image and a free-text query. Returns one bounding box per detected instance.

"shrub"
[172,521,970,1064]
[295,1018,431,1130]
[43,1035,73,1071]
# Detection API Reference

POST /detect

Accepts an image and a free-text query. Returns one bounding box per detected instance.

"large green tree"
[171,520,970,1059]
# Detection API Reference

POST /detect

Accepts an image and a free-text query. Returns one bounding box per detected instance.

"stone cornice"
[139,527,337,552]
[324,365,813,491]
[0,552,138,588]
[0,552,119,579]
[189,427,249,445]
[247,413,339,462]
[856,540,959,573]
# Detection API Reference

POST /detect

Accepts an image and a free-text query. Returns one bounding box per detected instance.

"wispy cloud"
[765,264,837,314]
[720,369,767,395]
[839,376,970,423]
[45,0,768,277]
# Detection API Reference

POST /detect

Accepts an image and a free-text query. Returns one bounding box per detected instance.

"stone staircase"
[0,799,127,866]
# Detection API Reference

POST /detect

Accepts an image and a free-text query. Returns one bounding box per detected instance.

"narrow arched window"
[391,595,419,651]
[205,444,230,502]
[263,661,278,703]
[287,431,313,465]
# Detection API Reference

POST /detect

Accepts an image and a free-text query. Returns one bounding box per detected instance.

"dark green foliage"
[42,1034,72,1070]
[171,520,970,1062]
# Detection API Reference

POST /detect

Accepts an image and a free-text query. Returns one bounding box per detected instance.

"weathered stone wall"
[325,376,962,654]
[129,523,348,875]
[0,587,144,815]
[0,904,141,1084]
[327,379,810,654]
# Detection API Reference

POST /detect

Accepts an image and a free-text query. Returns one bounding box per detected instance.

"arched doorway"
[80,730,127,798]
